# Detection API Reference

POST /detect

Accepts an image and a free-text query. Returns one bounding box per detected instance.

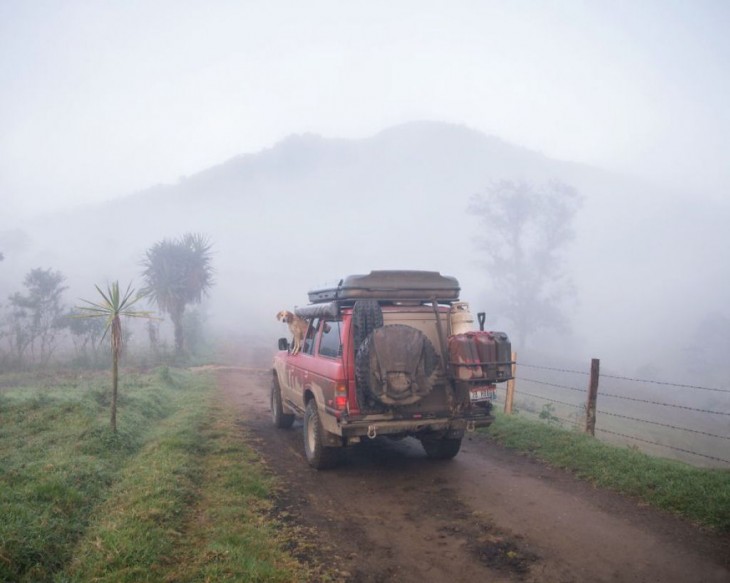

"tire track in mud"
[216,366,729,583]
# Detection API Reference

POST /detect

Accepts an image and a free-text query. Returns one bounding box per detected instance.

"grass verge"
[61,372,209,582]
[161,396,314,582]
[0,370,176,582]
[484,413,730,532]
[1,368,314,582]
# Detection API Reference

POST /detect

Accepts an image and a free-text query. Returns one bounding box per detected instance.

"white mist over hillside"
[2,122,728,387]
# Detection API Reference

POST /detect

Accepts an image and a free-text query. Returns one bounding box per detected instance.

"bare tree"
[469,180,582,347]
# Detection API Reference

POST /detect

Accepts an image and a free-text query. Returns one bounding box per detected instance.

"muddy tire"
[352,300,384,349]
[303,399,339,470]
[271,376,294,429]
[420,436,462,460]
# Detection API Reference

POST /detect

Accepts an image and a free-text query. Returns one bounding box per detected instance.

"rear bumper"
[336,413,494,438]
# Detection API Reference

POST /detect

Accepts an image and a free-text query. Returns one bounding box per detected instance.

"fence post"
[584,358,600,435]
[504,351,517,415]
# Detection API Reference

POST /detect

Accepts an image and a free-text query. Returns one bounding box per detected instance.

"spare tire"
[356,324,437,407]
[352,300,384,349]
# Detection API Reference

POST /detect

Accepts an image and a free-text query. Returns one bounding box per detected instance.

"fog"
[1,2,729,390]
[3,1,730,217]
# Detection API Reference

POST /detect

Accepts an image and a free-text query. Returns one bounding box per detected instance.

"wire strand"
[516,391,585,409]
[517,376,586,393]
[599,392,730,416]
[599,373,730,394]
[517,362,589,375]
[595,428,730,465]
[597,410,730,440]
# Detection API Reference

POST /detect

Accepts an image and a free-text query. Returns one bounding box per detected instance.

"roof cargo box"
[308,270,460,304]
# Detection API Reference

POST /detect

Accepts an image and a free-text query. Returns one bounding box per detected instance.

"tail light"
[334,383,348,410]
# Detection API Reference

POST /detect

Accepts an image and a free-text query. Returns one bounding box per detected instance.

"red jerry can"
[448,333,484,380]
[491,332,513,381]
[472,331,498,382]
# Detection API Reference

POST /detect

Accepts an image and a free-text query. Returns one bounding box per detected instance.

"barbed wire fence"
[495,356,730,467]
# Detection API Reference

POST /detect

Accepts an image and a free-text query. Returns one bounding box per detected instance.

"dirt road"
[216,366,729,583]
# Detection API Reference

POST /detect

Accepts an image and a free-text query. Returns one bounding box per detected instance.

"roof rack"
[307,270,460,305]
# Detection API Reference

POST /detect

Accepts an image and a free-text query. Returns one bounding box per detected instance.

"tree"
[76,282,152,432]
[7,268,68,367]
[469,180,582,347]
[141,233,214,356]
[67,308,106,366]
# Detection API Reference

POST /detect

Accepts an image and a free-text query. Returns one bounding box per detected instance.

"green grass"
[61,379,208,583]
[484,412,730,532]
[0,368,312,582]
[0,373,158,582]
[159,398,312,582]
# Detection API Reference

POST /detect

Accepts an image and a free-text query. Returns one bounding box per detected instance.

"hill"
[2,121,728,382]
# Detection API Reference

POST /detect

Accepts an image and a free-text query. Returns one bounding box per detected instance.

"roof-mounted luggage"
[307,270,460,304]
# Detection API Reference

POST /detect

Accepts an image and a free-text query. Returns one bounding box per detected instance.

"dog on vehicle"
[276,310,308,354]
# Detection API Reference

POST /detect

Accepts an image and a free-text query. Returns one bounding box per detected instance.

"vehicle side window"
[318,320,342,359]
[302,318,319,355]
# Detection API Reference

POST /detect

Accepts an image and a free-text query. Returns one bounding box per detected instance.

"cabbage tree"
[141,233,213,356]
[76,282,152,432]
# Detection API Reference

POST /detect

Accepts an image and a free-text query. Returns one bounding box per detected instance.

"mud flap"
[321,429,345,447]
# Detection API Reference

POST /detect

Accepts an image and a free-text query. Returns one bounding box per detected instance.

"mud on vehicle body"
[272,270,513,469]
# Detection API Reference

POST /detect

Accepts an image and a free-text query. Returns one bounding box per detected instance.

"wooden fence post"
[585,358,600,436]
[504,351,517,415]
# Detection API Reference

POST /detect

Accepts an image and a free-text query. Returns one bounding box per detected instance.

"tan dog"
[276,310,308,354]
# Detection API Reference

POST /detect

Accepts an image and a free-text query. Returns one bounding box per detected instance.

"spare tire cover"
[356,324,437,406]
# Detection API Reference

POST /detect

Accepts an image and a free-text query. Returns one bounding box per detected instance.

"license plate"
[470,387,496,402]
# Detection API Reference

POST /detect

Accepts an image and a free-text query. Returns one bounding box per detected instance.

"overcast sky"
[1,0,728,217]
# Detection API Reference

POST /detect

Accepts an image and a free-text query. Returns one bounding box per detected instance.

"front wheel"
[271,376,294,429]
[420,436,462,460]
[303,399,339,470]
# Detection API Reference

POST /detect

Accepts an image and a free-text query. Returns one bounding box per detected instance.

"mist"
[1,2,729,391]
[0,121,727,392]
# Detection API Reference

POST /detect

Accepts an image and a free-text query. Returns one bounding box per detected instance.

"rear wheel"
[271,376,294,429]
[303,399,339,470]
[420,436,462,460]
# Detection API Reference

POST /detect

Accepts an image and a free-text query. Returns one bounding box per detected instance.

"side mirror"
[278,337,289,351]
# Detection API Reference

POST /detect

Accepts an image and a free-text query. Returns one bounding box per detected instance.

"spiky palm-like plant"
[76,282,152,432]
[141,233,213,357]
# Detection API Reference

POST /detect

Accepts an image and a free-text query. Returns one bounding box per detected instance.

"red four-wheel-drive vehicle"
[271,271,513,469]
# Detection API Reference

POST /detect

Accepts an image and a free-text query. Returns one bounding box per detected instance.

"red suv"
[271,271,513,469]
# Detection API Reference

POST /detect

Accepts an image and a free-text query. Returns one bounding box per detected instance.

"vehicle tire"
[303,399,339,470]
[352,300,383,349]
[271,376,294,429]
[420,436,462,460]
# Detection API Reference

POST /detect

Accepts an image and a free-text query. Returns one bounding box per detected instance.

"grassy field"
[484,412,730,532]
[0,368,319,582]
